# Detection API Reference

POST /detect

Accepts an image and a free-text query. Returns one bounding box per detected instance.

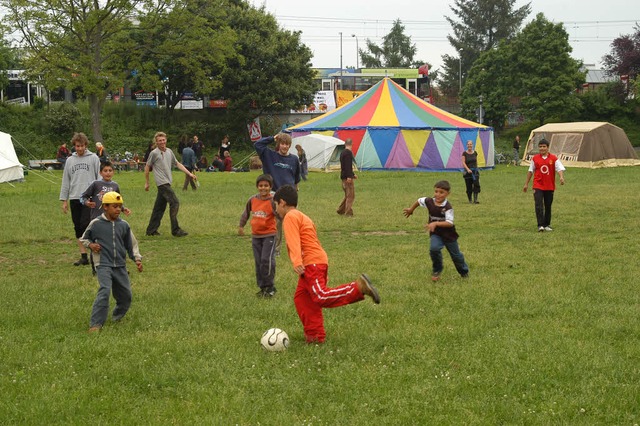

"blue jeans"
[430,234,469,276]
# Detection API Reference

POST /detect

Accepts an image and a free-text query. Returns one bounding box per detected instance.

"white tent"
[289,134,345,172]
[0,131,24,183]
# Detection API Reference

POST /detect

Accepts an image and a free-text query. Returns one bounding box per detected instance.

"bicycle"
[494,151,512,165]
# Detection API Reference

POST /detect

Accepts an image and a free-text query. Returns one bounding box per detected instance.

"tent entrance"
[550,133,582,162]
[327,145,344,170]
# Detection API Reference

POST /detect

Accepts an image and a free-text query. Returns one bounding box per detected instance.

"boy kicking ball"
[80,192,142,332]
[273,185,380,344]
[403,180,469,282]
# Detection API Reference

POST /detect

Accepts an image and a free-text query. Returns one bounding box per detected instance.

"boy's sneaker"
[173,230,188,237]
[74,257,89,266]
[257,288,277,298]
[431,272,441,282]
[461,273,469,279]
[88,326,102,333]
[538,226,545,232]
[357,274,380,304]
[146,231,161,236]
[544,226,553,232]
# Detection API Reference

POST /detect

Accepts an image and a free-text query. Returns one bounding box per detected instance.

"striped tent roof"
[289,77,488,131]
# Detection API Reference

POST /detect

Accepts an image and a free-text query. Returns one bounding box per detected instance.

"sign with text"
[291,90,336,113]
[209,99,229,108]
[176,99,203,110]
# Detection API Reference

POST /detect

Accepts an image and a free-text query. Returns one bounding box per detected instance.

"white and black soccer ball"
[260,328,289,352]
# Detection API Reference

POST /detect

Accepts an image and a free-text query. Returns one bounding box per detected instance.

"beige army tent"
[522,122,639,168]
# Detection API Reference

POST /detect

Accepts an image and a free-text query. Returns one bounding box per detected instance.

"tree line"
[0,0,316,143]
[1,0,639,138]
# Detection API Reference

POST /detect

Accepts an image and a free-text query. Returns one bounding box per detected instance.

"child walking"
[238,174,278,297]
[403,180,469,282]
[80,192,142,332]
[80,161,132,275]
[80,161,132,220]
[274,185,380,344]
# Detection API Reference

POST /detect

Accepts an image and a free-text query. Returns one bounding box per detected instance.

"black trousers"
[463,171,480,199]
[146,184,182,235]
[534,189,554,227]
[70,199,91,238]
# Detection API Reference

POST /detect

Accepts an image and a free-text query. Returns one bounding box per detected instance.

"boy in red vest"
[239,174,278,297]
[523,139,566,232]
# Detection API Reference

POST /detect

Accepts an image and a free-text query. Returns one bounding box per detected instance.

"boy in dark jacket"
[81,192,142,332]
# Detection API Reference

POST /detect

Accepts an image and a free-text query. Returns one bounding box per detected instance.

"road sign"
[248,118,262,142]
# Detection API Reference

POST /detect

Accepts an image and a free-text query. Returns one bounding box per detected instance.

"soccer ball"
[260,328,289,352]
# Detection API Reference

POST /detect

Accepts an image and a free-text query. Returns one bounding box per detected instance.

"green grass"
[1,165,639,424]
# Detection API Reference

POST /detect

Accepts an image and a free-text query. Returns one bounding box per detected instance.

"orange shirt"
[282,209,328,268]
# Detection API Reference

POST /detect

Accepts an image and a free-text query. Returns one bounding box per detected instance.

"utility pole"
[339,32,343,88]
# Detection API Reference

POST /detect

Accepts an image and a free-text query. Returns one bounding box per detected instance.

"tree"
[602,24,640,81]
[129,0,315,129]
[460,47,512,129]
[439,0,531,95]
[460,13,584,128]
[360,19,419,68]
[0,0,157,143]
[132,0,238,113]
[0,34,14,91]
[509,13,584,125]
[576,82,628,121]
[213,2,316,126]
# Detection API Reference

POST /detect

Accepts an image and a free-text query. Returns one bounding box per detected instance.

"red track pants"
[294,264,364,343]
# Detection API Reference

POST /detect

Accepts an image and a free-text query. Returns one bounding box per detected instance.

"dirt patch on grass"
[350,230,409,236]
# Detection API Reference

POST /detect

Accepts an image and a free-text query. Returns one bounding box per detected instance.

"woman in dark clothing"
[461,140,481,204]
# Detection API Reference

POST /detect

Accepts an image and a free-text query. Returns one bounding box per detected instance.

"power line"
[275,15,639,26]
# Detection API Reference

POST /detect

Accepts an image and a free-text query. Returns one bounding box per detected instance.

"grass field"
[1,165,639,424]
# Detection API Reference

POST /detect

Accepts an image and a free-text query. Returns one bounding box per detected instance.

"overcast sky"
[248,0,638,72]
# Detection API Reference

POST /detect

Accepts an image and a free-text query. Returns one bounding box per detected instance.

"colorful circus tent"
[287,78,494,171]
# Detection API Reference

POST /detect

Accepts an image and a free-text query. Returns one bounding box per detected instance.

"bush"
[46,102,82,138]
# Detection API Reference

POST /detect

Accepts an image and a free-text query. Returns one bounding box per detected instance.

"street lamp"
[458,49,463,92]
[351,34,359,69]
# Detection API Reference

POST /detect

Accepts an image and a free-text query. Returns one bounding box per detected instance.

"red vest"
[532,154,558,191]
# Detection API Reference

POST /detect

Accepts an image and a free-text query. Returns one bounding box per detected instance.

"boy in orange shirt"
[239,174,278,297]
[273,185,380,343]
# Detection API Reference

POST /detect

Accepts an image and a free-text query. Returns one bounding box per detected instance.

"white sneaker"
[544,226,553,232]
[538,226,545,232]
